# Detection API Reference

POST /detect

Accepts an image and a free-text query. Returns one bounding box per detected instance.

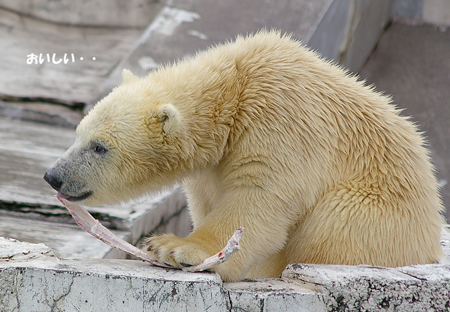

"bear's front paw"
[144,234,212,269]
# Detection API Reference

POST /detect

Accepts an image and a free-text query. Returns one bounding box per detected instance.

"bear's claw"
[145,228,244,272]
[144,234,209,269]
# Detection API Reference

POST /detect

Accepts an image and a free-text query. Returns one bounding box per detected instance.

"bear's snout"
[44,168,63,191]
[44,164,93,202]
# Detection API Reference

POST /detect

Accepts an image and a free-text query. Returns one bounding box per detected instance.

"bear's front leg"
[144,189,294,282]
[144,233,218,269]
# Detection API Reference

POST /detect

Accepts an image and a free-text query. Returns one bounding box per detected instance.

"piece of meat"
[56,195,243,272]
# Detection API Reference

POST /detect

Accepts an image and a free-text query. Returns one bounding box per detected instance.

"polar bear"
[44,31,444,282]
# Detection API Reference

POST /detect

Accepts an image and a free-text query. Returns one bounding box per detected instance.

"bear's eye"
[93,145,107,155]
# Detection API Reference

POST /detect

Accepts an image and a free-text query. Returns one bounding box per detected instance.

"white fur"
[74,31,444,282]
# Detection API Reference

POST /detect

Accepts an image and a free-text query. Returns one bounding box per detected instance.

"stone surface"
[0,236,59,261]
[0,257,230,312]
[423,0,450,26]
[0,216,126,260]
[0,0,163,28]
[0,117,76,208]
[0,8,142,106]
[360,23,450,221]
[0,187,189,260]
[225,279,326,312]
[392,0,424,25]
[281,226,450,311]
[283,263,450,311]
[0,100,83,128]
[101,0,393,99]
[1,226,449,312]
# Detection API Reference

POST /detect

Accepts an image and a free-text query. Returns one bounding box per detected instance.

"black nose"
[44,169,63,191]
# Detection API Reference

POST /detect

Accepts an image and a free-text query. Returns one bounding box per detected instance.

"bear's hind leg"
[284,183,443,267]
[246,247,290,278]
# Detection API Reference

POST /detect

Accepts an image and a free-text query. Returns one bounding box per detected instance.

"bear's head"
[44,69,193,206]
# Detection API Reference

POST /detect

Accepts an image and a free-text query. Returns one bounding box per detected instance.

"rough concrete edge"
[2,227,450,312]
[0,255,231,312]
[282,225,450,311]
[0,101,83,128]
[282,262,450,311]
[0,237,60,262]
[224,278,327,312]
[0,240,325,312]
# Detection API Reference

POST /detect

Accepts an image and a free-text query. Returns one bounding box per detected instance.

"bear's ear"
[121,69,139,84]
[158,104,180,135]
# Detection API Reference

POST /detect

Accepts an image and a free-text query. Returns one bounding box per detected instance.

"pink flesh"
[55,194,169,268]
[55,194,244,273]
[57,192,70,199]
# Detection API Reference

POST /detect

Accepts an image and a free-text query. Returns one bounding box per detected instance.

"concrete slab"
[0,236,59,261]
[0,117,75,208]
[0,184,190,260]
[0,8,142,105]
[0,100,83,128]
[282,262,450,311]
[97,0,393,112]
[0,216,125,259]
[224,279,326,312]
[0,0,163,28]
[1,226,449,312]
[360,23,450,220]
[0,254,230,312]
[423,0,450,26]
